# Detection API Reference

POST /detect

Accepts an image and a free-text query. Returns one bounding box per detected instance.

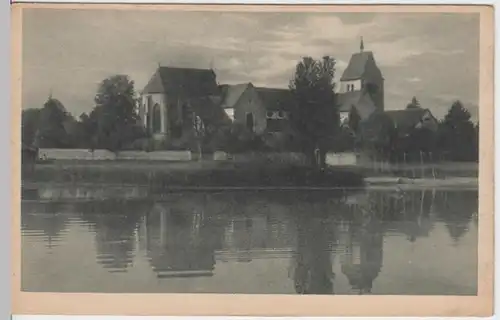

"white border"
[6,0,498,319]
[8,0,499,3]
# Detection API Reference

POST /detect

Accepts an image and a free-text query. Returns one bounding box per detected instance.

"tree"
[289,56,339,170]
[92,75,142,151]
[21,108,41,146]
[348,107,361,133]
[438,100,477,161]
[406,96,421,109]
[37,97,71,148]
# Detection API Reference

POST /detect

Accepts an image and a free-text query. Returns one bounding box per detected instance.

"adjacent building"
[384,107,439,137]
[218,83,295,136]
[219,82,267,134]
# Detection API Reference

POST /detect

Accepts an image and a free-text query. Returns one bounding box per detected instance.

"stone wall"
[325,152,358,166]
[37,149,192,161]
[38,149,116,160]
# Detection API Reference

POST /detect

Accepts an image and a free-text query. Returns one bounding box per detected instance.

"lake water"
[21,187,478,295]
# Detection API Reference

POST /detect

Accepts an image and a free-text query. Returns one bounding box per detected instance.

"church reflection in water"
[142,201,222,278]
[25,188,476,294]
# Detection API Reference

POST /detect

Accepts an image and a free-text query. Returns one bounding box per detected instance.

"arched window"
[152,103,162,133]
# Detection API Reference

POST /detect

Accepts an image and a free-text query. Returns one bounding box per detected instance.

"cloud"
[406,77,422,83]
[22,9,479,122]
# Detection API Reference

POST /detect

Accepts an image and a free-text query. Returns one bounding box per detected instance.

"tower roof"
[340,51,383,81]
[340,39,384,82]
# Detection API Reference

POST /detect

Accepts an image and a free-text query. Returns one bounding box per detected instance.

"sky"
[22,9,480,121]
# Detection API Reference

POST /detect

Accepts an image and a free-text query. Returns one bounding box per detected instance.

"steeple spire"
[360,36,364,52]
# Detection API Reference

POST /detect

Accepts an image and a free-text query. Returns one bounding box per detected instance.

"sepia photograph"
[12,3,493,317]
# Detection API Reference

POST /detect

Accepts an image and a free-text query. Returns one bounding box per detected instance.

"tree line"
[357,97,479,163]
[22,58,479,166]
[283,56,478,166]
[22,75,147,152]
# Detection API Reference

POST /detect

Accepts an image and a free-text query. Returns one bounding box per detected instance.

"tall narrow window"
[147,96,154,131]
[246,113,254,132]
[152,103,162,133]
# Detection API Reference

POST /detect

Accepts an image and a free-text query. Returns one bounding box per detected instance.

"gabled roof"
[340,51,383,82]
[219,83,252,109]
[255,87,296,111]
[142,66,219,97]
[384,108,429,131]
[337,91,377,120]
[187,96,232,129]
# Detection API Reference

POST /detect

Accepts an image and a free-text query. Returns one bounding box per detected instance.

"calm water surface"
[21,187,478,295]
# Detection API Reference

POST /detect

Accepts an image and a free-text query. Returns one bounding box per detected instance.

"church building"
[138,66,227,143]
[337,38,385,127]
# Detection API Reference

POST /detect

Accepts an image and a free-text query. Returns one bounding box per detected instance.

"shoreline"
[20,160,479,202]
[21,177,478,203]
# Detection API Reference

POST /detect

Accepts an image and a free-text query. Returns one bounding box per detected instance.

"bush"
[210,123,269,154]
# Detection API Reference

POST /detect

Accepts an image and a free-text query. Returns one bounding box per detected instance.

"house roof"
[337,91,377,120]
[384,108,429,131]
[340,51,383,82]
[142,66,219,97]
[255,87,296,111]
[219,83,252,109]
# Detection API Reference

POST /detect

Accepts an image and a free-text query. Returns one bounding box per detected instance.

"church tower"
[339,37,385,112]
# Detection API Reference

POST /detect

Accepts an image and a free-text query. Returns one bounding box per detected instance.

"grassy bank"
[23,160,365,189]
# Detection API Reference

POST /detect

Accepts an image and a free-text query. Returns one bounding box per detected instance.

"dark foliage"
[406,96,421,109]
[348,107,361,133]
[91,75,143,151]
[289,56,339,168]
[27,162,365,188]
[437,100,478,162]
[36,97,72,148]
[359,99,478,163]
[210,123,269,154]
[21,108,41,146]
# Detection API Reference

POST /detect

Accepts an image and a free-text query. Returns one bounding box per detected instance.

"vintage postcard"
[11,3,494,317]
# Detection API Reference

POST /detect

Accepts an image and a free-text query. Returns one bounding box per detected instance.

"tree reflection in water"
[434,190,477,243]
[78,201,144,273]
[292,213,336,295]
[20,186,479,294]
[21,202,72,249]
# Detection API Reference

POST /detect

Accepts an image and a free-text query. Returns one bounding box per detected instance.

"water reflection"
[21,202,72,249]
[144,202,221,278]
[21,188,479,294]
[435,191,477,243]
[78,201,144,273]
[339,210,383,294]
[291,214,336,294]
